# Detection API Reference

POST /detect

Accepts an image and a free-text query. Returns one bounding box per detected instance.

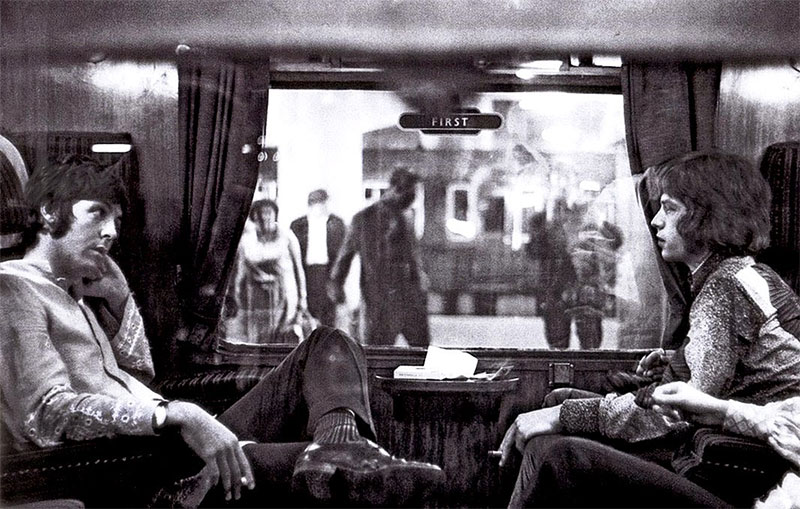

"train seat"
[675,140,800,506]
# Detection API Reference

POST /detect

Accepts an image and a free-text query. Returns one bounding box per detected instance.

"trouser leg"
[542,298,570,349]
[218,326,375,442]
[399,287,430,347]
[363,301,396,346]
[575,312,602,349]
[305,265,336,326]
[509,435,730,508]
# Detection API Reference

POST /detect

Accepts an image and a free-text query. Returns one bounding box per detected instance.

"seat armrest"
[2,436,201,507]
[673,427,792,507]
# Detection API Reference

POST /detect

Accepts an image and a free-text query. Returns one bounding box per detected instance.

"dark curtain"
[759,142,800,294]
[622,62,721,349]
[177,54,268,350]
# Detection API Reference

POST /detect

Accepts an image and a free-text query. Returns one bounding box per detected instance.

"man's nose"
[101,219,118,240]
[650,208,664,229]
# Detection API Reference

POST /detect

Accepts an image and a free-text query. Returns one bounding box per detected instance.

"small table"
[375,376,519,507]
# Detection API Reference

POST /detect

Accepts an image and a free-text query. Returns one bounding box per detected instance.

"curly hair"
[23,154,126,243]
[645,151,771,257]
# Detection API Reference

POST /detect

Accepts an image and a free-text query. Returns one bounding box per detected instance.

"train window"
[219,86,666,350]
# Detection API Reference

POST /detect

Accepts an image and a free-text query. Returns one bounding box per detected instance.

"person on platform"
[329,168,430,346]
[227,199,309,343]
[290,189,346,327]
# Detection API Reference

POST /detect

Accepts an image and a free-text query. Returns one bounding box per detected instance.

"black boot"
[292,438,445,507]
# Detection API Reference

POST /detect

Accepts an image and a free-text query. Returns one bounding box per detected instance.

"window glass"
[219,89,666,350]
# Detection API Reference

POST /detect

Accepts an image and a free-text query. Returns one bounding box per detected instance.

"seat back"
[759,141,800,293]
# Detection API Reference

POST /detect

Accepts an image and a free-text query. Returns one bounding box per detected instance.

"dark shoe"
[292,439,445,506]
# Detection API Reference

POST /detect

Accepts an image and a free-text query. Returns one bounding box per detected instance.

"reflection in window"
[453,189,468,221]
[219,89,666,350]
[480,195,505,233]
[446,184,476,240]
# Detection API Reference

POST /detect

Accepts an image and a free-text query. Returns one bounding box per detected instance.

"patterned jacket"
[559,254,800,442]
[1,259,161,450]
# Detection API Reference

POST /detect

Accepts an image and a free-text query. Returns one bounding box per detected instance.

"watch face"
[154,402,168,429]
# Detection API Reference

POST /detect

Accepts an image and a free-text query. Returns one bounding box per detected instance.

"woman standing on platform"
[227,199,309,343]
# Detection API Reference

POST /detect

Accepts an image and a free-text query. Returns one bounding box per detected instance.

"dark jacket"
[289,214,346,271]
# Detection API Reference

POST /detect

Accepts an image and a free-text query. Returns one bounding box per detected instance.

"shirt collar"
[689,252,725,297]
[23,259,76,296]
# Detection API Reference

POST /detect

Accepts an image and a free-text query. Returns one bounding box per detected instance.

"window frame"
[210,61,645,363]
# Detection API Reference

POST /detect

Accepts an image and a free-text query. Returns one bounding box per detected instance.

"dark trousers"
[508,387,729,508]
[208,326,375,505]
[509,435,730,508]
[305,264,336,327]
[363,285,430,347]
[542,298,602,349]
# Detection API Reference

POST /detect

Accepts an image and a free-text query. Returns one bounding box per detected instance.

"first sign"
[399,112,503,134]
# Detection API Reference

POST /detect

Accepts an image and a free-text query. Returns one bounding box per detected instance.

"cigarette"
[487,450,502,458]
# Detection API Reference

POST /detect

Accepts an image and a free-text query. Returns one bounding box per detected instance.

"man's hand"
[166,401,255,501]
[651,382,729,426]
[635,348,673,380]
[79,256,130,316]
[498,405,562,467]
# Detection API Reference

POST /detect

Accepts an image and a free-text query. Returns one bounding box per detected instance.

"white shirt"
[306,213,329,265]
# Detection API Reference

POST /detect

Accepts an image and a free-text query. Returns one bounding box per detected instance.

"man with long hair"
[500,152,800,507]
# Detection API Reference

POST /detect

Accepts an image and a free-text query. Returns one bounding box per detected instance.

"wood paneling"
[716,63,800,166]
[0,55,183,372]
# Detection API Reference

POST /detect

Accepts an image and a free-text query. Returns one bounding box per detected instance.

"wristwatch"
[152,400,170,433]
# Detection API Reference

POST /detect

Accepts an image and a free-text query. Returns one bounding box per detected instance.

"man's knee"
[542,387,603,407]
[306,325,359,349]
[522,435,593,473]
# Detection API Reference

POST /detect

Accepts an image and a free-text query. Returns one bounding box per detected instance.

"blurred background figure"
[329,168,430,346]
[526,197,622,349]
[227,199,310,343]
[525,200,576,349]
[290,189,346,327]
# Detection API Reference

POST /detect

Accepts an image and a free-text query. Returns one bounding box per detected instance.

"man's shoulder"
[0,260,54,310]
[355,202,382,220]
[290,216,307,228]
[0,259,47,285]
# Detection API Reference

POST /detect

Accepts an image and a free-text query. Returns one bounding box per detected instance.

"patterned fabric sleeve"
[25,385,159,447]
[106,296,155,384]
[561,272,747,442]
[726,398,800,468]
[1,274,159,448]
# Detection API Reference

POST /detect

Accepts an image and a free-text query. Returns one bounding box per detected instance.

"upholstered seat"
[1,437,202,507]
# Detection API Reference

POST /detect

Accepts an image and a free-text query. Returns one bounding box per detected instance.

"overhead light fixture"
[91,143,132,153]
[519,60,564,70]
[569,54,622,67]
[514,60,565,80]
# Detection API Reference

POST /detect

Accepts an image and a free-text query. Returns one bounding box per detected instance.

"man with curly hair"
[500,152,800,507]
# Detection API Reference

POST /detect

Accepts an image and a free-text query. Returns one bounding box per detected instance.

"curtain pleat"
[178,55,267,350]
[622,62,721,349]
[759,142,800,294]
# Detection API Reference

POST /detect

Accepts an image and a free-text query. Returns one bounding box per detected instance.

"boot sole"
[293,462,444,506]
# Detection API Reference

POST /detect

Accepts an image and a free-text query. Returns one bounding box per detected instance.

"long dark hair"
[645,151,771,257]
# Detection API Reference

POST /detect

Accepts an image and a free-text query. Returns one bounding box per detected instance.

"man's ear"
[40,204,57,230]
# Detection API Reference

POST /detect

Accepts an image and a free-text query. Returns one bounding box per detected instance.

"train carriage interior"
[1,1,799,507]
